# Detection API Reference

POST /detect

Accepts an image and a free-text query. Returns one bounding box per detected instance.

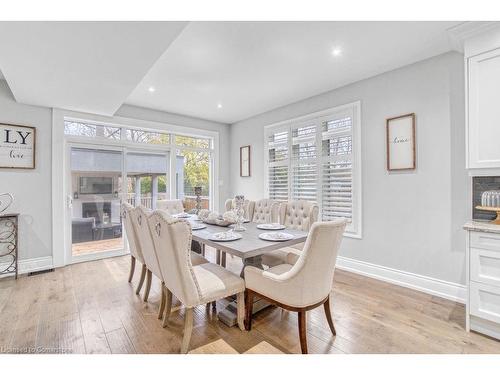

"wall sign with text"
[0,123,36,169]
[386,113,416,171]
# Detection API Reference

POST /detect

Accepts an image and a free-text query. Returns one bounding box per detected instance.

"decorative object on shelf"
[476,190,500,224]
[0,193,14,214]
[481,190,500,207]
[233,195,246,232]
[194,186,202,213]
[240,145,251,177]
[0,123,36,169]
[0,212,19,279]
[386,113,416,171]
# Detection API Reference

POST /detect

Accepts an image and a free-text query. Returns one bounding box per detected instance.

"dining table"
[186,216,309,327]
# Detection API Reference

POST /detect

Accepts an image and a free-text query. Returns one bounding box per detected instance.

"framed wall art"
[240,145,251,177]
[386,113,415,171]
[0,123,36,169]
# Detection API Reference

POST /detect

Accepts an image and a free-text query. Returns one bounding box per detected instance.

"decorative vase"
[233,195,246,232]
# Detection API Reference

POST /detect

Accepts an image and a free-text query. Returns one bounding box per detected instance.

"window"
[64,121,121,140]
[265,102,361,237]
[64,119,216,211]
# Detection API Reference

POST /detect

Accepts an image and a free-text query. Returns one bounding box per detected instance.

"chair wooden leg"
[236,292,245,331]
[201,243,205,257]
[158,282,166,319]
[298,310,308,354]
[135,264,147,295]
[216,249,221,265]
[244,290,254,331]
[212,301,216,310]
[128,256,136,282]
[143,270,152,302]
[221,252,227,268]
[162,287,173,328]
[323,296,336,336]
[181,308,194,354]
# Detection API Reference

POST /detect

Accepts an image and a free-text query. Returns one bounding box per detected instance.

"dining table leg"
[218,254,270,327]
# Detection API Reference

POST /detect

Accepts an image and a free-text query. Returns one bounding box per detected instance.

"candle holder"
[233,195,246,232]
[194,186,202,213]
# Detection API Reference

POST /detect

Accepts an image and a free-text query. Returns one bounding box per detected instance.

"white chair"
[132,206,208,313]
[156,199,185,215]
[250,199,280,224]
[261,200,319,267]
[130,206,165,304]
[148,210,246,353]
[224,198,255,221]
[121,202,147,294]
[244,219,346,354]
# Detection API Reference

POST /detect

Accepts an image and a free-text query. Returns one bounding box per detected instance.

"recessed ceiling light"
[331,47,342,57]
[217,103,222,109]
[148,86,156,93]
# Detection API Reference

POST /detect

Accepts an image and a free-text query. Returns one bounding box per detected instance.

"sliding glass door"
[69,146,125,259]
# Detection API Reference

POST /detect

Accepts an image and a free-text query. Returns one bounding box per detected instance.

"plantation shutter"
[267,128,289,201]
[291,123,317,201]
[320,111,354,223]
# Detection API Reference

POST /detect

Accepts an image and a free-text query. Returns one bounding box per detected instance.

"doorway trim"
[52,108,220,267]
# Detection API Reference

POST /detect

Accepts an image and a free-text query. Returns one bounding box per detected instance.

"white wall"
[229,51,468,287]
[0,80,53,260]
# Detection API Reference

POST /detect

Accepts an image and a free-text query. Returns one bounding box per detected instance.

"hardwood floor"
[1,249,500,354]
[72,238,124,256]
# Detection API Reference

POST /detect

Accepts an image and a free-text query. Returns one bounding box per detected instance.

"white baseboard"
[336,256,467,303]
[0,256,53,278]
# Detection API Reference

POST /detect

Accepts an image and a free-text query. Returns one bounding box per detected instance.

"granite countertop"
[464,220,500,234]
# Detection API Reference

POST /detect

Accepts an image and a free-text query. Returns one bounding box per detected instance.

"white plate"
[174,213,191,218]
[259,232,294,242]
[257,223,286,230]
[209,232,242,242]
[191,224,207,230]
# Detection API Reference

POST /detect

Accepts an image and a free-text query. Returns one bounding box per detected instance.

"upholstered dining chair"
[130,206,165,304]
[261,200,319,267]
[132,206,208,316]
[121,202,147,294]
[251,199,280,224]
[244,219,347,354]
[148,210,246,353]
[224,197,255,221]
[156,199,185,215]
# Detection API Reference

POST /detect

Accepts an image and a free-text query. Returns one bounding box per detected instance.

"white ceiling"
[0,22,187,115]
[126,21,462,123]
[0,21,462,123]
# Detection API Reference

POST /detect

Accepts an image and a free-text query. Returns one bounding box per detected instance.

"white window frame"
[52,109,220,267]
[264,101,362,238]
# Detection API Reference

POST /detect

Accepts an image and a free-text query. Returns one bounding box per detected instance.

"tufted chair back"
[280,200,319,231]
[130,206,163,280]
[251,199,280,223]
[156,199,185,215]
[121,202,145,264]
[148,210,201,307]
[224,198,255,221]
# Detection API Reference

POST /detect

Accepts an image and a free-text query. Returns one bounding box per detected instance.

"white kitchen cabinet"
[464,222,500,340]
[461,23,500,169]
[467,48,500,168]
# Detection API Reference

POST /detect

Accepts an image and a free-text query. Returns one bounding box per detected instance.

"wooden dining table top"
[187,217,308,259]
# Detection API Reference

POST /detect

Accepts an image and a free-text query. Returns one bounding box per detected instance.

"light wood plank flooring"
[1,249,500,354]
